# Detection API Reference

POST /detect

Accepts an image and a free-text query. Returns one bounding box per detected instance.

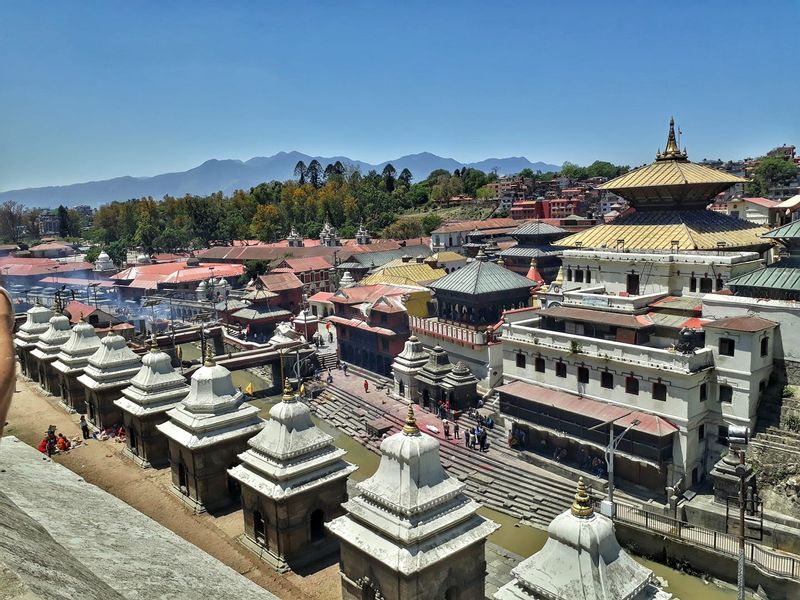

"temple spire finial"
[282,378,296,403]
[571,477,594,518]
[149,333,159,352]
[203,345,216,367]
[657,116,687,161]
[402,400,420,436]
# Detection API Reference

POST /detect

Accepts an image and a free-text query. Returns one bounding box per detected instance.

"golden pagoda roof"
[598,119,748,209]
[557,209,771,252]
[361,262,447,286]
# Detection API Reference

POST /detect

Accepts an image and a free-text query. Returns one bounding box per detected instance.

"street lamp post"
[589,412,641,517]
[728,425,750,600]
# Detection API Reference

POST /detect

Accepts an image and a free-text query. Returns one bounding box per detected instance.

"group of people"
[37,427,73,457]
[465,425,489,452]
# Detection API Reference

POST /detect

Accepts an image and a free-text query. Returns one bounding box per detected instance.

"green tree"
[84,246,101,263]
[518,168,535,179]
[382,163,397,192]
[421,214,442,235]
[105,240,129,267]
[0,200,25,242]
[243,260,269,282]
[294,160,307,185]
[747,156,799,196]
[307,159,323,189]
[398,168,413,187]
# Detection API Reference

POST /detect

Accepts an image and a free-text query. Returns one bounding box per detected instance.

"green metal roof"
[429,258,534,296]
[499,246,559,258]
[509,222,567,237]
[351,245,431,268]
[727,257,800,292]
[763,221,800,239]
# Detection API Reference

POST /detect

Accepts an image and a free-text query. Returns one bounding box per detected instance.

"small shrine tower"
[29,313,72,396]
[51,318,101,412]
[391,335,429,402]
[228,381,357,572]
[328,402,498,600]
[77,333,142,431]
[114,339,190,468]
[157,348,265,513]
[14,302,53,381]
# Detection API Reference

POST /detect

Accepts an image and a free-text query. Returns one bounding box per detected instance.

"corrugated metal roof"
[727,258,800,292]
[499,246,559,258]
[764,221,800,239]
[538,305,654,329]
[350,245,432,268]
[556,210,771,251]
[704,315,777,332]
[509,222,567,237]
[361,263,447,286]
[429,259,535,295]
[498,380,678,437]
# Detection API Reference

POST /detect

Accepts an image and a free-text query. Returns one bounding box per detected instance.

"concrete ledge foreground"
[0,435,279,600]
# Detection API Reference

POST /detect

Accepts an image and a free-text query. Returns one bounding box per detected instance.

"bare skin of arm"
[0,289,16,437]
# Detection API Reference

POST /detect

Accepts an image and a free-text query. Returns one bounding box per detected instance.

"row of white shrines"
[14,301,671,600]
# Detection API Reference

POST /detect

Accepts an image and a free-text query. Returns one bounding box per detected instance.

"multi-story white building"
[498,248,774,495]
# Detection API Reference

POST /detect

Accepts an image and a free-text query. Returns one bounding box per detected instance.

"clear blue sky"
[1,0,798,190]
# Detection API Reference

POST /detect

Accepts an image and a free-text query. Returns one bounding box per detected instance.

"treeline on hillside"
[89,163,456,256]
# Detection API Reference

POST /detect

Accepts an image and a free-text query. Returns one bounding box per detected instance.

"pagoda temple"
[51,318,101,412]
[14,302,53,381]
[429,248,535,326]
[77,333,142,432]
[156,348,264,513]
[414,344,453,411]
[114,338,191,468]
[495,478,670,600]
[29,313,72,396]
[499,221,566,280]
[557,119,771,254]
[391,335,430,402]
[328,402,499,600]
[228,381,357,572]
[440,360,479,410]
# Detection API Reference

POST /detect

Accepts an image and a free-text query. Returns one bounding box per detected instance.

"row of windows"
[565,267,591,283]
[689,276,724,293]
[718,337,769,358]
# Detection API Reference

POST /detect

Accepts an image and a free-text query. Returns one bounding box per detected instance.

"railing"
[503,325,714,374]
[613,503,800,580]
[409,316,488,347]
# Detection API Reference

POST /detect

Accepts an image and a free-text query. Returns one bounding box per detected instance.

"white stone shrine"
[51,318,101,412]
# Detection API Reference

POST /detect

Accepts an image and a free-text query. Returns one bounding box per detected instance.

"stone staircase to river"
[309,383,584,529]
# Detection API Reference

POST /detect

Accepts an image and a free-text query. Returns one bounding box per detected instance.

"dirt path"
[4,375,340,600]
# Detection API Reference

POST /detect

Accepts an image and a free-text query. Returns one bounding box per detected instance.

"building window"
[516,353,526,369]
[690,277,697,293]
[625,376,639,395]
[759,380,767,393]
[567,267,573,281]
[586,269,591,283]
[699,278,713,293]
[700,383,707,402]
[718,425,729,446]
[698,424,705,442]
[381,338,388,351]
[719,384,733,403]
[575,269,584,283]
[556,362,567,378]
[578,366,589,384]
[719,338,735,356]
[535,357,545,373]
[652,382,667,401]
[626,274,640,295]
[760,337,769,357]
[601,371,613,389]
[716,276,724,291]
[253,511,267,545]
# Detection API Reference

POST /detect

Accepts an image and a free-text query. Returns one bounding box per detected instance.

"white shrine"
[77,333,142,432]
[494,478,671,600]
[228,381,357,572]
[14,302,54,380]
[391,335,429,402]
[51,318,101,413]
[156,348,265,513]
[328,401,499,600]
[29,313,72,396]
[115,339,191,468]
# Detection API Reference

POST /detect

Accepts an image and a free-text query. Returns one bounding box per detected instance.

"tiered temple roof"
[77,333,142,392]
[557,120,770,252]
[393,335,430,373]
[51,319,102,376]
[727,222,800,299]
[441,360,478,394]
[415,345,452,388]
[156,350,264,450]
[495,478,668,600]
[14,302,54,350]
[429,249,536,296]
[228,381,356,500]
[29,314,72,363]
[327,402,498,574]
[115,341,190,418]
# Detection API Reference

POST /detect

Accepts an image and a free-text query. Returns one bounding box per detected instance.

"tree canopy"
[747,156,799,196]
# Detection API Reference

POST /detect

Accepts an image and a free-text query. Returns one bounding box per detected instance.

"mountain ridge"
[0,151,560,208]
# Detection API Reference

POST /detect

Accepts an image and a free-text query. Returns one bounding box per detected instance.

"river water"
[181,343,746,599]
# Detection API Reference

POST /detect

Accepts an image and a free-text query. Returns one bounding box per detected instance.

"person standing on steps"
[342,363,348,377]
[443,419,450,439]
[453,420,460,439]
[363,379,369,393]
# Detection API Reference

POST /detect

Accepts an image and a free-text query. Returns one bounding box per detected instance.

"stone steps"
[313,385,581,528]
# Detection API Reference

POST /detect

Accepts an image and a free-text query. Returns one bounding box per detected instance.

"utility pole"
[728,425,750,600]
[589,413,640,517]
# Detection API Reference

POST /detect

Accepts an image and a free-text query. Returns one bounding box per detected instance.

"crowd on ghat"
[36,415,127,457]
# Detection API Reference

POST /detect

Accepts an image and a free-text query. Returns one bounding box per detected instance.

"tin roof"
[703,315,777,332]
[429,257,535,296]
[727,257,800,293]
[509,221,567,237]
[763,221,800,240]
[538,305,655,329]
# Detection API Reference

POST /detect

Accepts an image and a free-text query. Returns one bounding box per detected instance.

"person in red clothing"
[363,379,369,393]
[37,437,48,454]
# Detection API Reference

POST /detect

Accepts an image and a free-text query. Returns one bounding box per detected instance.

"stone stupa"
[14,301,54,380]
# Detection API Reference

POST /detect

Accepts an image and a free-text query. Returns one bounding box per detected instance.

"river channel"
[180,343,746,599]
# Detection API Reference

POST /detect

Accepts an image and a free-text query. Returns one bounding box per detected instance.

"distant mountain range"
[0,151,560,208]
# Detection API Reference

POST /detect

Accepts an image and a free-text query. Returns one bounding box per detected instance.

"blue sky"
[1,1,798,190]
